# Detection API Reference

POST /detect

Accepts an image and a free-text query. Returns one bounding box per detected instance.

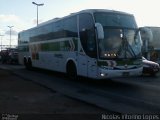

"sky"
[0,0,160,46]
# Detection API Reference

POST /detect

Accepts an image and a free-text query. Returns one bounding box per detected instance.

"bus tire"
[66,61,77,80]
[24,58,28,68]
[27,58,32,70]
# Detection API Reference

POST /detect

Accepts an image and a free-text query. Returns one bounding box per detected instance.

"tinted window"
[79,13,97,58]
[63,16,78,37]
[19,31,29,44]
[54,20,62,32]
[94,12,137,28]
[30,16,78,42]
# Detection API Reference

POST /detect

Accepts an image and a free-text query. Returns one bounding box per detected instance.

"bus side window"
[79,13,97,58]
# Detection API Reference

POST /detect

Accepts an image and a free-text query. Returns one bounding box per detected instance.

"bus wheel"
[67,61,77,80]
[23,58,28,69]
[27,58,32,70]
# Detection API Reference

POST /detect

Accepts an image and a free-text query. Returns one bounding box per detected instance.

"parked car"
[0,48,19,64]
[8,50,19,64]
[0,50,9,64]
[142,57,160,76]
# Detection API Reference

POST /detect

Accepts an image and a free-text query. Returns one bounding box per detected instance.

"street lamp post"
[8,26,14,48]
[32,2,44,26]
[0,35,4,51]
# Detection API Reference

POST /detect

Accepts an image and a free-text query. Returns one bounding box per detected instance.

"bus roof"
[20,9,133,33]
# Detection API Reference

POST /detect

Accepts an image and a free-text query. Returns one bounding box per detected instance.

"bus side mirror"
[95,23,104,40]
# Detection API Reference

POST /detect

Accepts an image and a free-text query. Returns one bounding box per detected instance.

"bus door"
[78,13,98,78]
[77,46,88,77]
[87,57,97,78]
[77,40,97,78]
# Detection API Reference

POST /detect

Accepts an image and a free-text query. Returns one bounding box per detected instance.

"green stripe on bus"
[41,42,60,51]
[18,38,78,52]
[40,39,78,51]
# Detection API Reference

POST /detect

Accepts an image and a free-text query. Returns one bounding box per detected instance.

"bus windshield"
[94,12,142,59]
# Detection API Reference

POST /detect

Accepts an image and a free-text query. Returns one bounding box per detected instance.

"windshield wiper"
[122,37,136,58]
[134,28,140,40]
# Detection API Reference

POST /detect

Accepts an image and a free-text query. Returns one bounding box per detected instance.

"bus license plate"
[123,72,129,77]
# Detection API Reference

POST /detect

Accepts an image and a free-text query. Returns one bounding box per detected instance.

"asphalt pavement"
[0,67,108,120]
[0,64,160,119]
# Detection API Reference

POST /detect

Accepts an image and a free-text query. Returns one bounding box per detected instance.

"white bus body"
[18,9,143,79]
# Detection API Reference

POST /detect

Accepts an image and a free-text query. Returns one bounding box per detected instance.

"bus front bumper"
[98,67,143,79]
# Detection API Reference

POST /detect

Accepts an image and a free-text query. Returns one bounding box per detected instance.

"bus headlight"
[100,73,108,77]
[100,73,105,77]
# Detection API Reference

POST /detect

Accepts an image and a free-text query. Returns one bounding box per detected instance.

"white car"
[142,57,160,76]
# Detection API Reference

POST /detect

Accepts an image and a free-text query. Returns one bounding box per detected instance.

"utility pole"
[7,26,14,48]
[0,35,4,51]
[32,2,44,26]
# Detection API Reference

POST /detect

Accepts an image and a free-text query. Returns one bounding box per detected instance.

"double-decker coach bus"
[18,9,143,79]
